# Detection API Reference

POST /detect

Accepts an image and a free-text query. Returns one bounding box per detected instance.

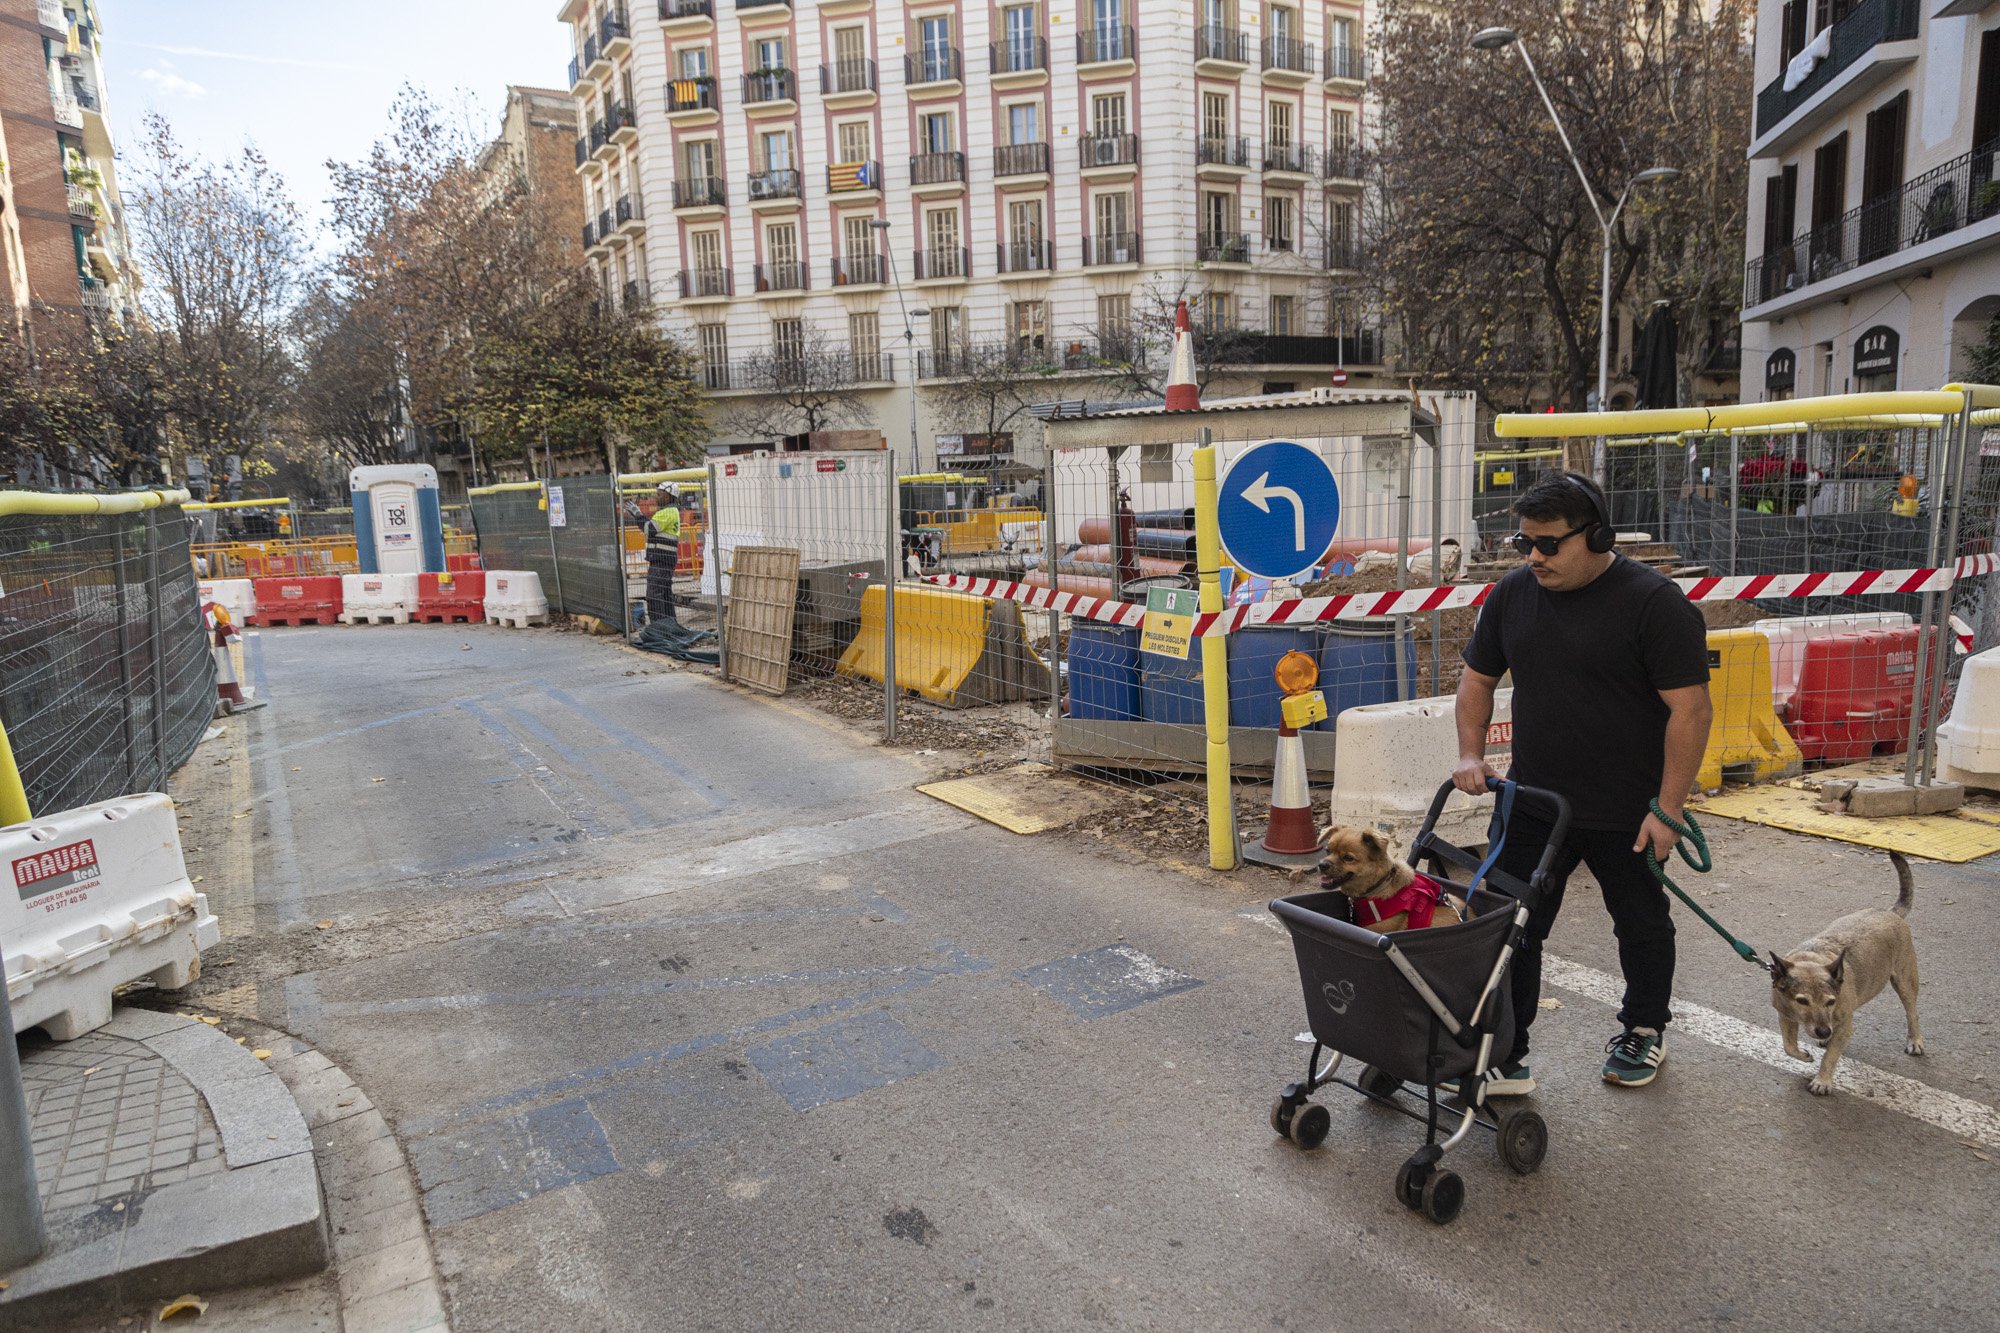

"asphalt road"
[183,624,2000,1331]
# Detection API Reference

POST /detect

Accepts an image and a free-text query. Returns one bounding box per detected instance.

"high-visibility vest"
[646,508,681,560]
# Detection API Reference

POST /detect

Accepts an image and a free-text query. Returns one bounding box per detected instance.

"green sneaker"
[1602,1027,1666,1087]
[1442,1061,1535,1098]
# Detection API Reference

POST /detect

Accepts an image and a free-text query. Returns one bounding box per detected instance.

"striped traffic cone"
[1163,299,1200,412]
[210,616,265,714]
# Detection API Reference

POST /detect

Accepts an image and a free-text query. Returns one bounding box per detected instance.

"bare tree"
[718,328,872,439]
[1072,273,1264,400]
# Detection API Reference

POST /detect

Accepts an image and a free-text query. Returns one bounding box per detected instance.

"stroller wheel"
[1268,1095,1297,1138]
[1496,1108,1548,1175]
[1419,1169,1465,1225]
[1286,1102,1331,1150]
[1393,1157,1425,1210]
[1358,1065,1402,1100]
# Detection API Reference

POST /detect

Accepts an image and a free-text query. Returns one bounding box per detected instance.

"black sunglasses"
[1509,523,1592,557]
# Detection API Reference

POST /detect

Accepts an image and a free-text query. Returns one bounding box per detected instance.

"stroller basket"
[1272,887,1516,1086]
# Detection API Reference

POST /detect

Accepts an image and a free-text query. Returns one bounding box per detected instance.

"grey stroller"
[1267,778,1572,1224]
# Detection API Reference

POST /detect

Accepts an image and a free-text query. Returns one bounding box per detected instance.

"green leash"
[1643,801,1770,974]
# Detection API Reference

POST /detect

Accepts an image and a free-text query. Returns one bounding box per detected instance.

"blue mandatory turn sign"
[1217,440,1341,580]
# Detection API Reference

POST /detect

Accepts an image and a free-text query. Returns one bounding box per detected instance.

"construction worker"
[645,482,681,624]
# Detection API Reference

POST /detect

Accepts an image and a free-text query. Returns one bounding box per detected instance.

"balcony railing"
[66,183,96,218]
[581,34,600,69]
[1755,0,1918,138]
[1080,132,1139,168]
[995,240,1054,274]
[992,37,1047,74]
[35,0,62,30]
[1324,45,1366,81]
[569,56,584,87]
[754,261,809,293]
[1197,136,1251,168]
[575,136,589,166]
[827,160,882,192]
[1263,36,1314,75]
[1264,142,1317,174]
[742,69,796,104]
[1322,143,1366,179]
[623,279,651,307]
[910,151,965,186]
[599,11,628,47]
[1077,24,1135,65]
[668,76,718,113]
[1238,331,1382,366]
[605,101,633,137]
[678,267,734,299]
[1196,26,1248,63]
[51,92,82,128]
[747,168,802,201]
[994,142,1051,177]
[582,219,598,248]
[79,277,112,313]
[914,247,969,280]
[736,0,790,7]
[1082,232,1142,266]
[615,195,641,226]
[1746,137,2000,305]
[673,175,728,208]
[830,253,885,286]
[596,207,614,240]
[820,58,877,95]
[1198,231,1252,263]
[589,119,609,152]
[905,48,962,85]
[660,0,714,18]
[1325,238,1362,269]
[714,350,890,390]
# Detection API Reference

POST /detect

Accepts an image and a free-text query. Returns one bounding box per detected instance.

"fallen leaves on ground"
[158,1294,208,1320]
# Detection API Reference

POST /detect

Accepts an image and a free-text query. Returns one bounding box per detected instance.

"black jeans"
[1493,812,1675,1063]
[645,557,677,623]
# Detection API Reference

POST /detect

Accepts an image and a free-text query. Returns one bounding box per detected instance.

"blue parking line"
[541,684,727,809]
[500,701,658,829]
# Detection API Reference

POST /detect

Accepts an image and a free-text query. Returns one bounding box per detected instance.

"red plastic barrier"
[249,576,342,627]
[414,571,486,624]
[446,552,482,573]
[1790,626,1939,764]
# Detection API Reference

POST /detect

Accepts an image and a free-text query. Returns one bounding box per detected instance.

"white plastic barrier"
[198,578,256,627]
[340,571,419,625]
[1328,688,1515,853]
[1938,644,2000,793]
[484,570,551,628]
[4,793,218,1040]
[1753,612,1912,714]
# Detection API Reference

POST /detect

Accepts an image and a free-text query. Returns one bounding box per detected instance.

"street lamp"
[869,219,925,475]
[1472,26,1679,480]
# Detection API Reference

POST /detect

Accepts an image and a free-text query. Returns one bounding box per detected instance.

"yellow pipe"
[1193,443,1237,872]
[619,467,709,485]
[1497,390,1966,439]
[183,496,290,511]
[467,481,547,496]
[0,488,190,517]
[0,718,29,826]
[1942,382,2000,410]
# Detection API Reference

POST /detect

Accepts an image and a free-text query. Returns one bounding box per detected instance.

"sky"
[99,1,576,234]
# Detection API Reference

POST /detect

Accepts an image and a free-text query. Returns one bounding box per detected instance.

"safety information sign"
[1140,586,1199,660]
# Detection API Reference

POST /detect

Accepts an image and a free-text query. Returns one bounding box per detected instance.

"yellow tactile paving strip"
[918,762,1127,835]
[1694,773,2000,864]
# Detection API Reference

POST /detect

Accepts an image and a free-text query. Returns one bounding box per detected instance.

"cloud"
[140,66,206,99]
[137,43,371,74]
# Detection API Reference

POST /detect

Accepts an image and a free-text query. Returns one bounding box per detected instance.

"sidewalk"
[2,1009,327,1325]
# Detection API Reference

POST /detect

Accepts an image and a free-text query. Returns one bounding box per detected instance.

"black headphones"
[1560,472,1616,553]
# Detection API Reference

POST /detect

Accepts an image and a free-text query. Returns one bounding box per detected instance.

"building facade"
[559,0,1380,470]
[1741,0,2000,402]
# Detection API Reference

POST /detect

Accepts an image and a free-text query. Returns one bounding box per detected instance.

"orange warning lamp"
[1274,649,1319,696]
[1893,473,1919,518]
[1275,650,1328,730]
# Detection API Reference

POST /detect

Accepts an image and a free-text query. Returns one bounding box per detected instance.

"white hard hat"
[656,481,678,496]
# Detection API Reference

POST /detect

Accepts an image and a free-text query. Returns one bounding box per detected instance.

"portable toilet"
[351,464,446,574]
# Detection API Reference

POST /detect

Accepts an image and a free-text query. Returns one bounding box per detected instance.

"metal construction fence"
[0,495,216,818]
[467,477,628,627]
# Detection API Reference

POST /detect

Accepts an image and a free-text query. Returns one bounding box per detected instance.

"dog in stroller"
[1267,778,1571,1225]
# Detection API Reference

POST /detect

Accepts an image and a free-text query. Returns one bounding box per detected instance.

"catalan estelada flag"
[828,160,875,191]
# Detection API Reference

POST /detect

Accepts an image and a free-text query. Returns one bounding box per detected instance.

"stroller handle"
[1419,776,1573,891]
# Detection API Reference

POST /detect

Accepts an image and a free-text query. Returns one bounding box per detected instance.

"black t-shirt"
[1462,555,1709,831]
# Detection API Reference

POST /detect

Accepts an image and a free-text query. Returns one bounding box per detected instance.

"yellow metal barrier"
[1496,390,1967,440]
[836,583,1047,707]
[0,487,189,517]
[911,507,1043,555]
[192,536,358,579]
[1698,629,1804,792]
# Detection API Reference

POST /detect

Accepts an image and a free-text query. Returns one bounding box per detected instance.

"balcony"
[747,168,802,203]
[736,0,792,16]
[1753,0,1919,152]
[919,342,1068,378]
[1238,331,1382,366]
[1324,45,1366,85]
[753,261,809,294]
[592,208,615,249]
[1080,132,1139,171]
[575,136,590,169]
[600,10,630,56]
[607,101,637,146]
[1198,231,1252,264]
[1325,238,1362,271]
[991,37,1048,81]
[678,267,735,300]
[659,0,714,22]
[742,68,797,108]
[1076,24,1135,70]
[592,115,622,161]
[1196,26,1249,70]
[910,151,966,189]
[79,276,112,314]
[615,194,644,235]
[1082,232,1142,266]
[1262,35,1315,80]
[673,175,728,210]
[35,0,62,33]
[995,240,1054,275]
[569,36,598,90]
[994,142,1051,179]
[66,183,97,220]
[827,160,882,194]
[905,48,963,90]
[1264,142,1317,176]
[820,58,878,101]
[623,278,651,308]
[914,247,970,281]
[829,253,885,287]
[586,30,612,76]
[582,219,597,249]
[1746,137,2000,310]
[1197,136,1252,171]
[1322,143,1366,182]
[51,91,82,128]
[712,350,892,392]
[667,76,719,116]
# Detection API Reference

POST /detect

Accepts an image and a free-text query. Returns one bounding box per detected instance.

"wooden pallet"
[725,546,802,696]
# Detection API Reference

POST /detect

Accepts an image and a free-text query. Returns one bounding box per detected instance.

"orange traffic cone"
[1243,651,1328,869]
[210,613,265,714]
[1164,299,1200,412]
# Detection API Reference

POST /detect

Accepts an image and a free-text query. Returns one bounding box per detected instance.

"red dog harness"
[1354,873,1449,931]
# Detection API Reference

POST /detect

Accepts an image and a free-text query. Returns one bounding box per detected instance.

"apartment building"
[1741,0,2000,401]
[559,0,1380,469]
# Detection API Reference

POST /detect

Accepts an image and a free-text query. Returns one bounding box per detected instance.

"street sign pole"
[1193,431,1238,871]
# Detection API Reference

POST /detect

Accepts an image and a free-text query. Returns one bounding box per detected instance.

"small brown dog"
[1768,851,1923,1096]
[1318,826,1465,933]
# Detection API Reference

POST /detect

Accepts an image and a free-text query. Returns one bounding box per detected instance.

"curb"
[0,1011,328,1327]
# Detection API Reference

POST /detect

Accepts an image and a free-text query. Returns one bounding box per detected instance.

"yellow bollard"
[0,718,31,827]
[1194,440,1238,870]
